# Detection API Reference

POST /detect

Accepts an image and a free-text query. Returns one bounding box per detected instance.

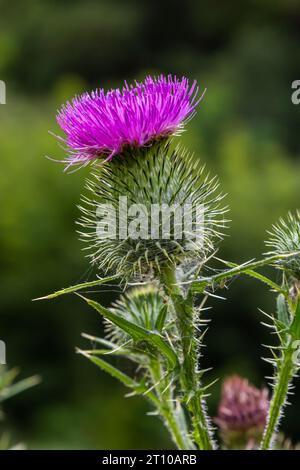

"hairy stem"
[160,265,214,450]
[149,360,193,450]
[260,338,295,449]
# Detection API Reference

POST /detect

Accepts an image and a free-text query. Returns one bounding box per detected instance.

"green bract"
[266,211,300,281]
[78,142,226,280]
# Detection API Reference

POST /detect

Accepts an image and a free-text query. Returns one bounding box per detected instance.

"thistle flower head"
[265,211,300,281]
[55,75,201,166]
[215,375,269,449]
[78,143,226,280]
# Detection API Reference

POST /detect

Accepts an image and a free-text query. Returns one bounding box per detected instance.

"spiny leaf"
[276,294,290,326]
[190,253,299,294]
[81,333,120,350]
[78,350,159,406]
[290,299,300,340]
[78,295,179,370]
[0,375,40,403]
[82,347,143,364]
[0,368,19,391]
[154,303,169,332]
[214,258,287,296]
[33,274,119,300]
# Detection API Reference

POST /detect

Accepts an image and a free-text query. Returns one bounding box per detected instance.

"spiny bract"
[265,211,300,281]
[78,142,226,280]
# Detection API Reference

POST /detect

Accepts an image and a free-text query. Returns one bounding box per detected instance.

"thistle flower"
[214,375,269,449]
[55,75,201,166]
[78,143,226,280]
[265,211,300,282]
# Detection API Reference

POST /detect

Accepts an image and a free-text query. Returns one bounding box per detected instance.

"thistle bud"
[78,143,226,280]
[104,284,168,345]
[214,375,269,449]
[266,211,300,283]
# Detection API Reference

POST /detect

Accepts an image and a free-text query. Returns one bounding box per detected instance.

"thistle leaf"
[0,375,40,403]
[79,350,159,406]
[33,274,119,300]
[215,259,287,296]
[290,299,300,340]
[78,295,179,370]
[79,351,136,387]
[190,253,298,293]
[154,303,169,332]
[276,294,290,326]
[0,368,19,392]
[81,333,120,350]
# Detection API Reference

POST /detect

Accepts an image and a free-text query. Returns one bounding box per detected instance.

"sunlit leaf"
[33,274,119,300]
[78,295,179,370]
[78,350,159,406]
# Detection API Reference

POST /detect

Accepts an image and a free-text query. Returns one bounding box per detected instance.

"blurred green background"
[0,0,300,449]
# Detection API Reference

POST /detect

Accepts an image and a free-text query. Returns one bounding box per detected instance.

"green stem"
[149,360,191,450]
[189,253,297,294]
[260,297,300,450]
[260,338,295,450]
[160,265,214,450]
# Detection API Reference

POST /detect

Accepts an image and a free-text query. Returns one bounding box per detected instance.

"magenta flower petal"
[55,75,202,166]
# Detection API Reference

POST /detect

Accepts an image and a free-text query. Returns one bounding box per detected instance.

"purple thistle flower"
[214,375,269,449]
[55,75,202,166]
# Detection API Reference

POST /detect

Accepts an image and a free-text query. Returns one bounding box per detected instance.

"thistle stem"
[149,360,192,450]
[260,338,295,449]
[160,265,214,450]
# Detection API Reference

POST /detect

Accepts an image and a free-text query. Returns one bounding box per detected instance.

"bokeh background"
[0,0,300,449]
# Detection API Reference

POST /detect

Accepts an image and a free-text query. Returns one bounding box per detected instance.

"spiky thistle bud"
[105,284,168,346]
[78,143,226,280]
[265,211,300,284]
[214,375,269,449]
